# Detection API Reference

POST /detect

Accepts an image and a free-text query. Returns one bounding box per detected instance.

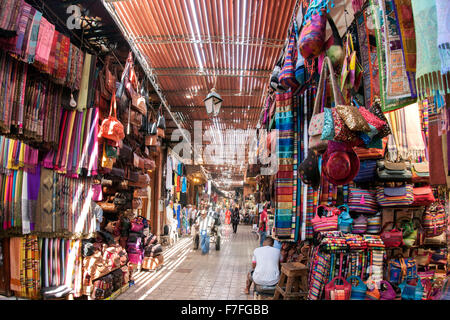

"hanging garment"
[436,0,450,75]
[381,0,416,100]
[411,0,449,98]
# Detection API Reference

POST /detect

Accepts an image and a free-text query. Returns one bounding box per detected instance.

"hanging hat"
[299,148,321,190]
[322,141,360,185]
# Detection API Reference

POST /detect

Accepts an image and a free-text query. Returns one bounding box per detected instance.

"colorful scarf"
[436,0,450,75]
[26,9,42,64]
[274,90,294,238]
[34,16,55,66]
[411,0,450,98]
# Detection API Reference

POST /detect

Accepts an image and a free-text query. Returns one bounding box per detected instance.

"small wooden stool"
[273,262,308,300]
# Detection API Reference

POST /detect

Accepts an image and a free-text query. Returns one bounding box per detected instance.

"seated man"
[244,236,281,294]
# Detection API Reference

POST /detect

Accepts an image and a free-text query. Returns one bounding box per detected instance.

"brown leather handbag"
[144,159,155,171]
[105,56,117,94]
[128,173,150,188]
[98,201,117,213]
[145,135,159,146]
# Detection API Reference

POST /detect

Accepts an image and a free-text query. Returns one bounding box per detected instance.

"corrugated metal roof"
[103,0,298,185]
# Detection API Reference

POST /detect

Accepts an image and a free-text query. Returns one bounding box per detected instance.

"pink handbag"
[311,205,339,233]
[92,184,103,202]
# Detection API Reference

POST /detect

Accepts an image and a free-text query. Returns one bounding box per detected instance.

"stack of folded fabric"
[363,235,385,249]
[344,234,368,251]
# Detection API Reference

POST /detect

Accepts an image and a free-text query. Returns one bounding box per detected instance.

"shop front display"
[255,0,450,300]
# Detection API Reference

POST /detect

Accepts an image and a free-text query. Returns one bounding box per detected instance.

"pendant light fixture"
[204,42,222,117]
[204,88,223,116]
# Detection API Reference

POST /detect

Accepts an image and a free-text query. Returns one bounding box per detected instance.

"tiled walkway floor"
[117,224,259,300]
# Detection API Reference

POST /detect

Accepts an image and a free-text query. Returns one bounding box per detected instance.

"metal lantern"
[204,88,223,116]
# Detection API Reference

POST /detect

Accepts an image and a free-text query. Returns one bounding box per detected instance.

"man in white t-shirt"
[244,236,281,294]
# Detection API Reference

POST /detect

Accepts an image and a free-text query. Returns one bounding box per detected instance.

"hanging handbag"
[157,107,166,130]
[366,211,382,234]
[145,135,159,147]
[379,280,397,300]
[398,277,424,300]
[98,92,125,142]
[298,5,327,59]
[376,184,414,207]
[352,215,368,234]
[335,104,371,132]
[365,279,381,300]
[347,276,367,300]
[309,56,342,151]
[105,56,116,94]
[380,222,403,248]
[279,23,299,89]
[101,144,114,170]
[376,160,413,181]
[398,218,418,248]
[324,254,352,300]
[340,33,363,92]
[422,202,446,237]
[338,205,353,234]
[412,186,435,206]
[119,143,133,161]
[332,107,359,143]
[411,162,430,183]
[92,184,103,202]
[368,100,391,139]
[311,205,339,233]
[348,187,378,214]
[387,256,417,284]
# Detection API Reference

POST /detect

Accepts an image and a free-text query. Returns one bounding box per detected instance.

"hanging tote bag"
[387,256,417,285]
[365,279,381,300]
[346,276,367,300]
[348,187,378,214]
[308,59,327,151]
[324,254,352,300]
[422,202,446,237]
[311,205,339,233]
[352,215,368,234]
[298,3,327,59]
[338,205,353,234]
[380,222,403,248]
[279,23,299,89]
[98,92,125,142]
[379,280,397,300]
[366,211,382,234]
[399,278,424,300]
[309,56,343,151]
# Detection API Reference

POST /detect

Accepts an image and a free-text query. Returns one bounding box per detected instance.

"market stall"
[254,0,450,300]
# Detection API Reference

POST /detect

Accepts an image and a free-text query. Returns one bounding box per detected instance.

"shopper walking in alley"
[232,206,240,234]
[258,204,269,247]
[225,207,231,225]
[195,209,214,254]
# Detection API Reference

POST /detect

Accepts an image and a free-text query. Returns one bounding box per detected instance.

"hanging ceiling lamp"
[204,88,223,117]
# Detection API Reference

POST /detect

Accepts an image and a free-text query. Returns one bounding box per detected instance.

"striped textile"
[308,249,331,300]
[274,91,294,238]
[376,184,414,206]
[348,187,378,214]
